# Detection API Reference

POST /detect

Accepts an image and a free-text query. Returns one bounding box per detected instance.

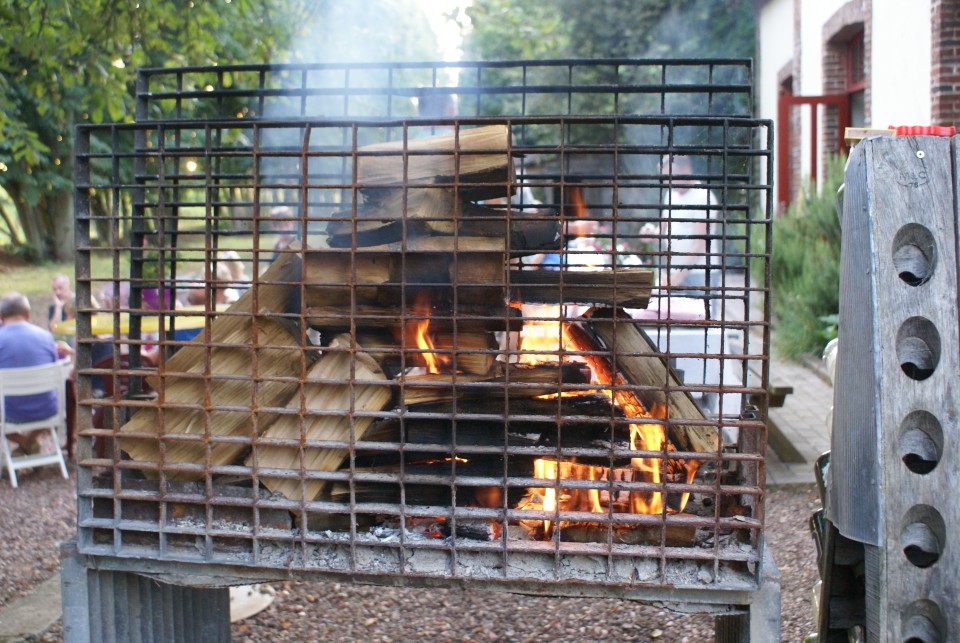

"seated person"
[640,155,719,299]
[184,262,239,307]
[217,250,247,301]
[47,273,76,332]
[0,292,71,454]
[269,206,300,260]
[95,281,130,311]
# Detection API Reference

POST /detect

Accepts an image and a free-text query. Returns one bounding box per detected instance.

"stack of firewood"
[116,125,713,511]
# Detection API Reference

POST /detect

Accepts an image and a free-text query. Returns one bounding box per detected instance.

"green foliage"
[464,0,755,62]
[767,155,845,358]
[0,0,298,260]
[462,0,756,122]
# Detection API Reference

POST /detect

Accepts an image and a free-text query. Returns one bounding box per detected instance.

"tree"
[0,0,445,261]
[463,0,754,66]
[0,0,297,261]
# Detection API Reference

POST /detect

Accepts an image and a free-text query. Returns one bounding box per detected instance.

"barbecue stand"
[62,60,777,642]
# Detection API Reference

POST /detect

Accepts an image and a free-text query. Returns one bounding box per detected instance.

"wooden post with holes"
[829,135,959,641]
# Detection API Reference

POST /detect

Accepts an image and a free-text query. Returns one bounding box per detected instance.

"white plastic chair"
[0,358,70,488]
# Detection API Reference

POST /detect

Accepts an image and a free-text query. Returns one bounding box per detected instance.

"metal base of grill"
[60,539,779,641]
[60,540,230,643]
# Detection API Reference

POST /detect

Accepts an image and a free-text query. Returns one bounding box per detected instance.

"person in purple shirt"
[0,292,63,453]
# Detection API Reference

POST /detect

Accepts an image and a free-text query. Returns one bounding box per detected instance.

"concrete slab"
[0,573,60,640]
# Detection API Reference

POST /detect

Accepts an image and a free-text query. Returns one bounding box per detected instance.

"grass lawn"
[0,260,74,300]
[1,229,289,301]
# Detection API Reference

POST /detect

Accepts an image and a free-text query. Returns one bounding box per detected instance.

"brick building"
[757,0,960,209]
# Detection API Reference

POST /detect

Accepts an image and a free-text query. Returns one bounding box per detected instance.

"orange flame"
[411,291,446,373]
[533,459,605,536]
[570,185,588,220]
[526,323,694,529]
[515,304,563,365]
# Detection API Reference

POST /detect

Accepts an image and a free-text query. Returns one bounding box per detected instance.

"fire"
[527,322,696,537]
[570,184,588,219]
[411,291,447,373]
[513,304,563,365]
[534,459,604,535]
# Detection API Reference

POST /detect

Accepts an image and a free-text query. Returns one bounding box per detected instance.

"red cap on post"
[890,125,956,137]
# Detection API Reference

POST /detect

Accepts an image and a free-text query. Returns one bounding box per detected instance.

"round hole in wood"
[896,317,941,381]
[902,599,946,643]
[899,411,943,474]
[900,505,946,569]
[892,224,937,287]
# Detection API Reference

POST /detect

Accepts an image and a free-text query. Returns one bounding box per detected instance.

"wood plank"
[860,136,959,640]
[509,268,653,308]
[584,307,718,454]
[356,125,515,200]
[247,335,392,502]
[118,316,313,478]
[144,248,303,390]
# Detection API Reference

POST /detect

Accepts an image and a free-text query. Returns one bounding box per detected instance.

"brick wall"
[822,1,869,172]
[932,0,960,125]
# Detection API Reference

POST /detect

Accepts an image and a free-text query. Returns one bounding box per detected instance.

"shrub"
[767,155,845,358]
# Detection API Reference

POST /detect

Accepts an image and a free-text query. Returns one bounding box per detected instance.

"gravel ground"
[0,473,819,642]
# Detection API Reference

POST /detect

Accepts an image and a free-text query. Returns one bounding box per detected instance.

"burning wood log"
[306,304,523,333]
[344,331,499,377]
[509,268,654,308]
[327,457,532,507]
[583,308,719,454]
[358,394,621,455]
[356,124,515,200]
[398,362,591,406]
[247,335,392,502]
[347,187,462,236]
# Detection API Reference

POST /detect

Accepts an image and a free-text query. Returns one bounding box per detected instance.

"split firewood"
[324,189,459,245]
[246,334,392,502]
[303,241,507,309]
[118,315,315,478]
[303,247,505,291]
[325,194,561,255]
[509,268,654,308]
[584,307,719,454]
[346,235,506,253]
[356,124,515,200]
[145,248,303,390]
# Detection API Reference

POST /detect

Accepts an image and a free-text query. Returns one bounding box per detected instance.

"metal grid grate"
[132,59,754,122]
[73,61,772,596]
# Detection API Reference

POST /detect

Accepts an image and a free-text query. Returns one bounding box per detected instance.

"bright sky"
[415,0,473,62]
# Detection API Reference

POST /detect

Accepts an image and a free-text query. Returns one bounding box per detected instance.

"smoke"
[281,1,445,65]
